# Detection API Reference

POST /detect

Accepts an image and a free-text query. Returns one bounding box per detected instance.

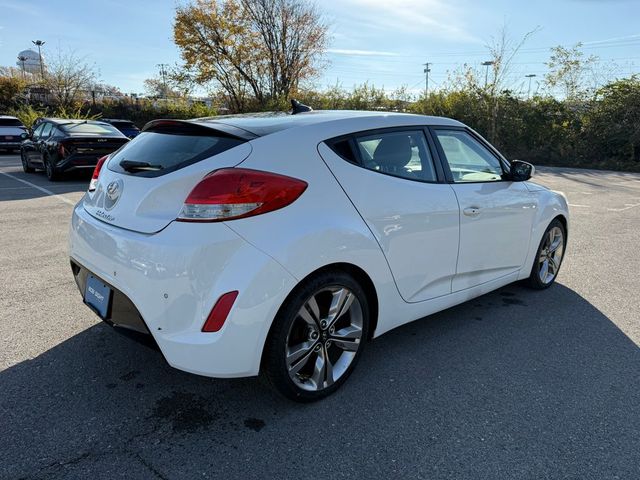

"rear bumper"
[69,202,297,378]
[70,260,160,350]
[56,154,101,172]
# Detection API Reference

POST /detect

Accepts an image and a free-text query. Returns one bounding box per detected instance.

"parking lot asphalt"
[0,153,639,479]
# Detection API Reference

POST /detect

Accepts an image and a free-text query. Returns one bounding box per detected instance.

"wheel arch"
[259,261,380,371]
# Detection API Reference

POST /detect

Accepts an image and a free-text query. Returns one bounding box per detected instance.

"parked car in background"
[0,115,28,153]
[69,109,569,402]
[101,118,141,139]
[21,119,129,181]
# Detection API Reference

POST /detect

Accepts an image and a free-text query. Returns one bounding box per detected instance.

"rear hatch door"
[82,120,252,234]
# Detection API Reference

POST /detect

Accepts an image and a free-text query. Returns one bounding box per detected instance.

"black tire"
[21,150,35,173]
[263,270,370,402]
[44,154,60,181]
[526,218,566,290]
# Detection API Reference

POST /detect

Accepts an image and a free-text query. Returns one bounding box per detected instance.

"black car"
[20,119,129,181]
[100,118,141,139]
[0,115,28,153]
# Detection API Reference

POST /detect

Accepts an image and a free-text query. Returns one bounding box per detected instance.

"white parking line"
[0,170,77,206]
[568,203,590,208]
[608,203,640,212]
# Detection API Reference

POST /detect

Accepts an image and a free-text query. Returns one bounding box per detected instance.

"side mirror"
[509,160,535,181]
[20,132,30,140]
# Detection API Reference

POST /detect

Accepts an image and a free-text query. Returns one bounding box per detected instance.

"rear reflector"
[89,155,108,192]
[177,168,307,222]
[202,291,239,332]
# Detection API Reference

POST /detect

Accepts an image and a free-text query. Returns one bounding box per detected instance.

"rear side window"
[0,118,24,127]
[108,130,245,177]
[354,130,438,182]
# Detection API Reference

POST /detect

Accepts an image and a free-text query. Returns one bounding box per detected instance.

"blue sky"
[0,0,639,96]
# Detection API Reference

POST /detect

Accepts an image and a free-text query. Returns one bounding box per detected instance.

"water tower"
[16,49,43,75]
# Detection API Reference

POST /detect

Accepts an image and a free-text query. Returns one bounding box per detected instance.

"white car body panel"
[69,111,569,378]
[449,181,537,291]
[317,142,460,302]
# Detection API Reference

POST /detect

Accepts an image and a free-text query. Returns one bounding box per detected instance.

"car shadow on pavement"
[2,283,639,479]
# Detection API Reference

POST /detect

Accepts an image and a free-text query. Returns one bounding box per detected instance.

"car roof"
[191,110,463,138]
[0,115,20,120]
[37,118,112,126]
[101,118,136,124]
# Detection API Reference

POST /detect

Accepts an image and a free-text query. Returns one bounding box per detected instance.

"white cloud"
[334,0,480,44]
[327,48,401,56]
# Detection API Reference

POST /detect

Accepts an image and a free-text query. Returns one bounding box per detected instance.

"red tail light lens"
[89,155,108,192]
[202,291,239,332]
[177,168,308,222]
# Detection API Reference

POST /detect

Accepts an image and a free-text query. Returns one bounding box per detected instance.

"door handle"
[463,207,481,217]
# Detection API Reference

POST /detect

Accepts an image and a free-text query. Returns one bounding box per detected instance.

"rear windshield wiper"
[119,160,163,172]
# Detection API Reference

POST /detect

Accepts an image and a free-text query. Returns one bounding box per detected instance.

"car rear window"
[0,118,24,127]
[112,121,138,129]
[62,123,121,135]
[107,130,245,177]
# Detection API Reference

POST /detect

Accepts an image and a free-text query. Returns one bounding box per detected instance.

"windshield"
[62,123,121,135]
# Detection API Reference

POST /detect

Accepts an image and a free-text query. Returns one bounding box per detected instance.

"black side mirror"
[20,132,30,140]
[509,160,534,181]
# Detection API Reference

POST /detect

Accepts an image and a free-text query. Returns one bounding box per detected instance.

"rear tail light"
[89,155,108,192]
[177,168,307,222]
[202,291,239,332]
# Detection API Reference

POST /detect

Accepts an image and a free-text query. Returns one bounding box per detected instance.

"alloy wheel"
[285,286,364,391]
[538,226,564,284]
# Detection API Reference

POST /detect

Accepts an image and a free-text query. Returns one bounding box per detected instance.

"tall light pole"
[423,62,431,100]
[17,55,28,80]
[31,40,46,80]
[525,74,537,99]
[481,61,494,88]
[157,63,169,99]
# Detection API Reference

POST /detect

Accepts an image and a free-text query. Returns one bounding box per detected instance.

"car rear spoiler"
[142,119,258,141]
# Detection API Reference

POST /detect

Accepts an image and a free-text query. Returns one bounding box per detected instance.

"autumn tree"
[173,0,328,111]
[44,49,98,108]
[544,43,598,99]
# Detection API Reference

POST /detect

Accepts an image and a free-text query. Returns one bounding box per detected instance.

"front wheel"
[527,218,566,289]
[263,271,370,402]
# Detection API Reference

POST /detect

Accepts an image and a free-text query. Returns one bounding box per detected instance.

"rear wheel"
[21,150,34,173]
[44,154,60,181]
[263,270,370,402]
[527,218,566,289]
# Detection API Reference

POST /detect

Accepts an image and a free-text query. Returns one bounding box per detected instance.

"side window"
[32,123,45,139]
[353,130,437,182]
[40,123,53,139]
[434,129,504,183]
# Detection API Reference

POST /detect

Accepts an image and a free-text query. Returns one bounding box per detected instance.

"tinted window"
[32,123,45,139]
[354,130,437,182]
[41,123,53,139]
[0,118,24,127]
[62,123,121,135]
[329,139,357,164]
[112,121,138,129]
[108,131,245,177]
[434,130,504,183]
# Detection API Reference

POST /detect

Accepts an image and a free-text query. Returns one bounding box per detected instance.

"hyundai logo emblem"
[104,179,123,210]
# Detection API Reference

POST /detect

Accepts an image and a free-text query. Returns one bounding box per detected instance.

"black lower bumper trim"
[70,259,160,351]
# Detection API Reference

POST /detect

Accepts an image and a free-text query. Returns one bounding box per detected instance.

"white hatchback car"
[69,109,568,401]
